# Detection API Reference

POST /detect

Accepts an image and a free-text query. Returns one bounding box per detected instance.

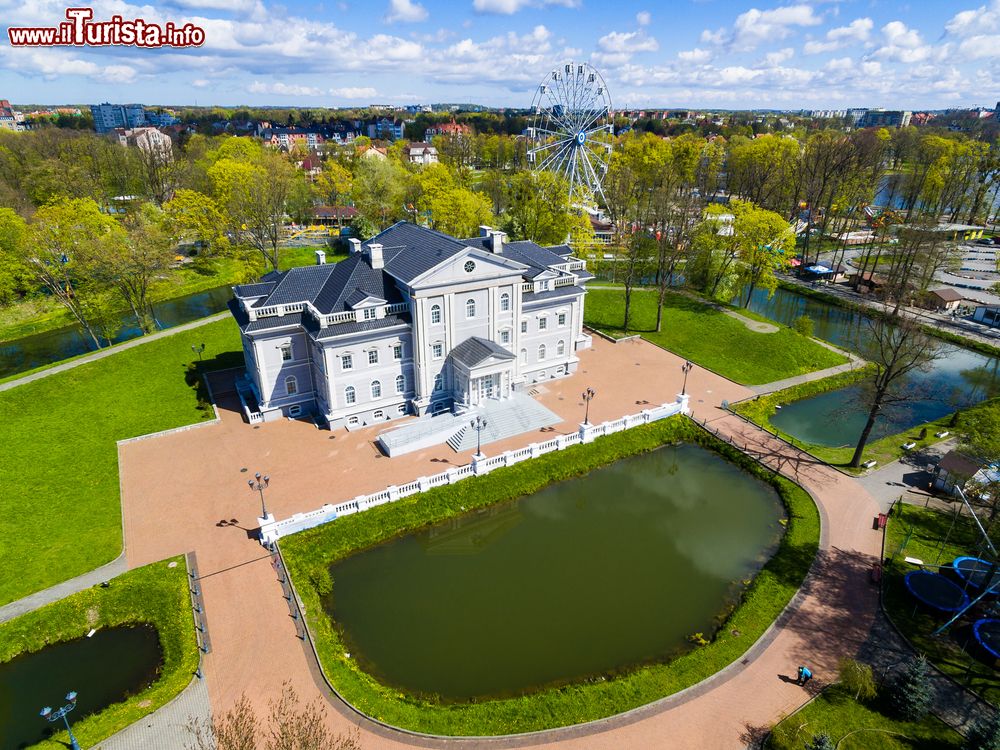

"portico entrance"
[448,336,516,410]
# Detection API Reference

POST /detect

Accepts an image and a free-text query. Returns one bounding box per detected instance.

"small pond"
[323,444,785,700]
[0,625,163,749]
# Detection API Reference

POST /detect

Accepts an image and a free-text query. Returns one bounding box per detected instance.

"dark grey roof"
[228,299,307,334]
[233,282,277,298]
[523,285,585,305]
[313,253,403,313]
[449,336,515,368]
[365,222,468,284]
[502,241,573,272]
[309,314,411,340]
[547,244,573,256]
[264,264,338,306]
[344,288,386,308]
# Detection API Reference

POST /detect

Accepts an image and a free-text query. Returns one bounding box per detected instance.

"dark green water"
[0,625,163,749]
[324,444,784,700]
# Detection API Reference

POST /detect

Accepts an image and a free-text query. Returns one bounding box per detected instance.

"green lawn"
[0,245,338,343]
[584,288,848,385]
[767,684,962,749]
[731,369,967,472]
[0,556,200,749]
[282,417,820,736]
[0,317,243,606]
[884,502,1000,706]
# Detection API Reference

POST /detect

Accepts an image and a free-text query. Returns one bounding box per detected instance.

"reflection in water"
[324,445,783,700]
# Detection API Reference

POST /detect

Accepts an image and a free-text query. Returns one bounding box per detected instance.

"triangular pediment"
[410,247,527,288]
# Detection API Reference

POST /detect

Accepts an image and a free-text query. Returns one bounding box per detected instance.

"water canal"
[741,286,1000,447]
[0,284,233,380]
[323,444,784,700]
[0,625,162,749]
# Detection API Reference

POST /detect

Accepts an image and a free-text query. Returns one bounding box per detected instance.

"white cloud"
[636,10,651,27]
[730,4,821,50]
[385,0,428,23]
[248,81,324,96]
[803,17,872,54]
[192,78,211,87]
[472,0,578,14]
[947,1,1000,36]
[330,86,378,98]
[873,21,932,63]
[700,27,727,45]
[678,47,712,63]
[762,47,794,66]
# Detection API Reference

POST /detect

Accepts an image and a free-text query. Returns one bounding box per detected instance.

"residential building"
[259,126,326,152]
[0,100,25,131]
[360,146,388,161]
[424,121,471,141]
[229,222,593,427]
[924,288,965,312]
[367,117,405,141]
[857,110,912,129]
[115,127,173,162]
[91,102,147,133]
[403,142,439,165]
[313,205,357,228]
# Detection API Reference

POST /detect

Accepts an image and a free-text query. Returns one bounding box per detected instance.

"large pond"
[0,625,163,749]
[0,284,233,380]
[323,444,785,700]
[742,286,1000,447]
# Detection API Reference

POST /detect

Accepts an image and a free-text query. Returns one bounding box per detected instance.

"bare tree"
[849,314,944,467]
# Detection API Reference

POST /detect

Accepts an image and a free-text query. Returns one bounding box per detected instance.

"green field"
[282,417,820,736]
[0,556,199,749]
[584,288,848,385]
[0,317,242,606]
[884,502,1000,706]
[767,684,962,749]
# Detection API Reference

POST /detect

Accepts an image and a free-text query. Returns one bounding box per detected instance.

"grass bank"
[281,416,820,736]
[584,287,847,386]
[0,556,199,749]
[884,502,1000,706]
[767,684,962,749]
[0,317,242,606]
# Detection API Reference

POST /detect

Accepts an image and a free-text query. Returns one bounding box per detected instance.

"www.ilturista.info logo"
[8,8,205,48]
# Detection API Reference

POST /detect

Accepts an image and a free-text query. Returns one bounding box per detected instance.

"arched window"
[344,386,356,404]
[538,344,546,361]
[395,374,405,393]
[466,298,476,318]
[557,339,565,356]
[500,292,510,312]
[280,343,292,361]
[430,304,441,324]
[285,375,298,395]
[371,380,382,399]
[520,348,527,364]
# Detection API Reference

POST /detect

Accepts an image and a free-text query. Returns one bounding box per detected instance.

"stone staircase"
[447,394,561,453]
[446,425,469,452]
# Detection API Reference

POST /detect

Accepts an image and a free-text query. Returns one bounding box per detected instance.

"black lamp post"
[681,361,693,396]
[248,472,270,518]
[470,415,488,458]
[581,387,596,425]
[40,692,80,750]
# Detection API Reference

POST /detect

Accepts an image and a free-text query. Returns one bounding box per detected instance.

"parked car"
[976,238,993,245]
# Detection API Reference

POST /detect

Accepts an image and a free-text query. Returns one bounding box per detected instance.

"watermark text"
[8,8,205,48]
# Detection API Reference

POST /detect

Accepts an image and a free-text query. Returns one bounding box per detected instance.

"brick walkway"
[116,335,893,748]
[94,676,211,750]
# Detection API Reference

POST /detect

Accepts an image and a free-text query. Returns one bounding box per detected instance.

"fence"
[258,395,689,544]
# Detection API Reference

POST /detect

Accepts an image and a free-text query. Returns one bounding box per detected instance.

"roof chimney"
[367,242,384,270]
[315,249,326,265]
[348,238,362,254]
[479,225,492,237]
[489,230,505,255]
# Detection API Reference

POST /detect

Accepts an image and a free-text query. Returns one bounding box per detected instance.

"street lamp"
[248,472,270,519]
[470,415,488,459]
[681,361,694,396]
[40,691,80,750]
[191,343,206,361]
[581,387,596,425]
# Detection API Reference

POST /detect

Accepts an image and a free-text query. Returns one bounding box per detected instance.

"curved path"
[118,336,882,748]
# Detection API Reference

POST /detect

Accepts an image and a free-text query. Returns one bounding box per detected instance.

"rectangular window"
[538,317,548,331]
[393,343,403,360]
[368,350,379,365]
[280,344,292,361]
[500,330,511,344]
[341,354,353,370]
[558,312,567,326]
[520,321,527,334]
[432,343,443,359]
[363,307,377,320]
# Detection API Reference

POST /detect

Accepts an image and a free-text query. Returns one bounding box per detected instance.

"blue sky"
[0,0,996,109]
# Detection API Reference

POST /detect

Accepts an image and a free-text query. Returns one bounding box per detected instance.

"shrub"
[951,411,962,428]
[792,314,815,338]
[807,733,835,750]
[963,712,1000,750]
[838,658,877,703]
[888,654,934,721]
[919,427,928,440]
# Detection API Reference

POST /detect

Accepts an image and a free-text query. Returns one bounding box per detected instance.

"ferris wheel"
[526,62,614,205]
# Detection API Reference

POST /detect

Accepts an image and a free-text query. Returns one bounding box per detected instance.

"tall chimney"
[489,230,505,255]
[479,225,492,237]
[315,249,326,265]
[368,243,384,270]
[348,238,362,254]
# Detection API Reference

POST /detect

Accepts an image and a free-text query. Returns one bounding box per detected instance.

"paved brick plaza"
[119,334,881,748]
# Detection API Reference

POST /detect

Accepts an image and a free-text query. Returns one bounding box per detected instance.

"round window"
[464,260,476,273]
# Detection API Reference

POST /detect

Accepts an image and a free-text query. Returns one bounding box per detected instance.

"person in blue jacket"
[796,665,813,686]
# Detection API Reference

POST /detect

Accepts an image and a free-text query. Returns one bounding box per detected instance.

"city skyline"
[0,0,997,110]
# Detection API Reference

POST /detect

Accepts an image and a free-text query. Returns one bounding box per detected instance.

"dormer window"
[363,307,377,320]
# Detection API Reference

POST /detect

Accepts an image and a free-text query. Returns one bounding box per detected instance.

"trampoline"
[973,618,1000,660]
[953,557,1000,593]
[905,570,971,613]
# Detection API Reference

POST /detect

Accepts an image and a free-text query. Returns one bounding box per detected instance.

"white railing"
[566,260,587,271]
[248,302,306,321]
[258,394,690,544]
[316,302,410,328]
[521,282,533,292]
[553,277,576,288]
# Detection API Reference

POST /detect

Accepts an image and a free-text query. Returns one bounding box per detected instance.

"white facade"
[231,223,593,430]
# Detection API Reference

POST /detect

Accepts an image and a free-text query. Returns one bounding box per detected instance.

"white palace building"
[229,222,593,440]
